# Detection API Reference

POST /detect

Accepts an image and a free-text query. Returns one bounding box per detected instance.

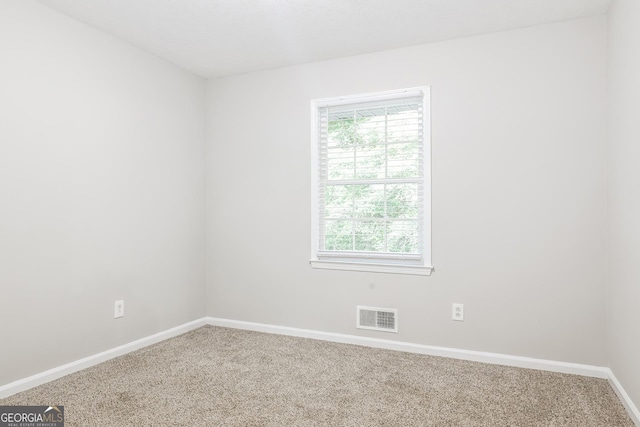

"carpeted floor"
[1,326,633,426]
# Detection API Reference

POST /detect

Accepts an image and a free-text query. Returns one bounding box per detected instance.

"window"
[310,87,432,275]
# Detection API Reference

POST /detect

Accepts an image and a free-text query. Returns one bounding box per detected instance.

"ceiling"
[35,0,611,78]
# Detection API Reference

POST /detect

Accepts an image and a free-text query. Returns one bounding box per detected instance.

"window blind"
[316,93,425,263]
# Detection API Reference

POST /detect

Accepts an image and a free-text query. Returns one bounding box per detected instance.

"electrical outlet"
[452,303,464,321]
[114,300,124,319]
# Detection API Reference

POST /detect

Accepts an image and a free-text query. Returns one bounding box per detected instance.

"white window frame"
[309,87,433,276]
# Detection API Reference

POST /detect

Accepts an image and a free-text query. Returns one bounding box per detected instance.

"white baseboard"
[2,316,638,426]
[207,317,640,425]
[608,369,640,426]
[0,318,207,399]
[206,317,609,378]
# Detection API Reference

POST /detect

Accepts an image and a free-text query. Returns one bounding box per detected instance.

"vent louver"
[357,306,398,333]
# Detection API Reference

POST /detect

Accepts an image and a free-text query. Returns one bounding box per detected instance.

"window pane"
[327,117,356,180]
[324,185,352,219]
[353,184,384,218]
[355,109,385,179]
[324,220,353,251]
[356,110,385,145]
[387,108,420,143]
[387,220,419,253]
[355,143,385,179]
[386,183,419,219]
[354,221,385,252]
[328,116,358,147]
[327,146,354,180]
[387,141,420,178]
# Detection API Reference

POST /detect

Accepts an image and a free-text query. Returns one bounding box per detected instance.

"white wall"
[206,17,608,365]
[607,0,640,411]
[0,1,206,386]
[0,0,615,394]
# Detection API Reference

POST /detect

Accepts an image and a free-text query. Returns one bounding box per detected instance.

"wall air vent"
[357,306,398,333]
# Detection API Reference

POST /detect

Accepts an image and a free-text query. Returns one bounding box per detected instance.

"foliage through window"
[310,88,432,275]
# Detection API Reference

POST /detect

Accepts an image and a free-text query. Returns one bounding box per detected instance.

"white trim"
[608,368,640,426]
[206,317,608,378]
[310,86,432,274]
[0,318,207,399]
[2,316,638,426]
[207,317,640,423]
[422,85,432,271]
[310,98,320,264]
[310,259,433,275]
[313,88,425,108]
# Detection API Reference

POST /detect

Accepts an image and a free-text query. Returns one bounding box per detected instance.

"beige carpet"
[1,326,633,426]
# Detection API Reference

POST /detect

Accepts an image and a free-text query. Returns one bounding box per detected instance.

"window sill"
[309,260,433,276]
